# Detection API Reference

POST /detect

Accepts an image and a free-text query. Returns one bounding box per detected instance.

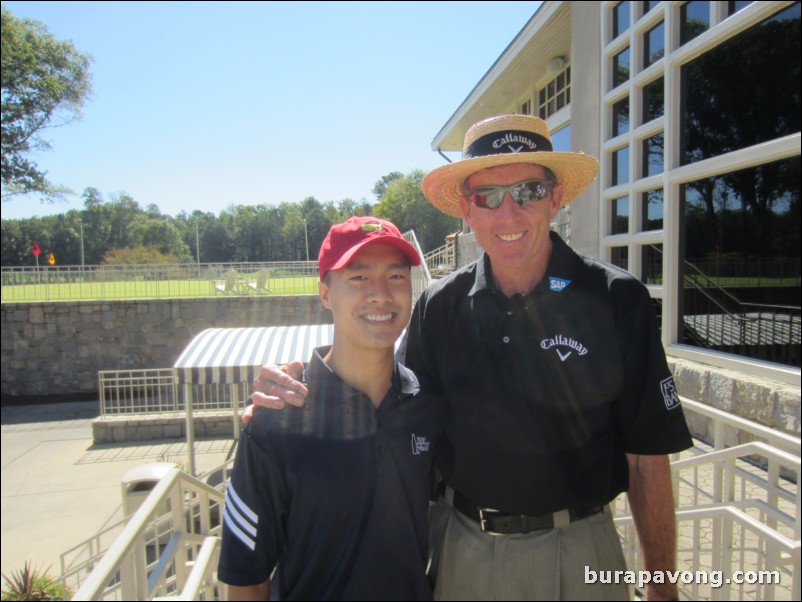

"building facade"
[431,1,800,387]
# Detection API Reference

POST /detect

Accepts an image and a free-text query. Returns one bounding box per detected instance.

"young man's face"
[319,243,412,353]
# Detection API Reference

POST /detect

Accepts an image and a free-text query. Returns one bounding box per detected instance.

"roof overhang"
[432,1,572,152]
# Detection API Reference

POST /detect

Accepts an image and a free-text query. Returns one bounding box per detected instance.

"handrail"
[403,230,434,301]
[680,397,800,454]
[177,536,222,601]
[73,466,224,601]
[71,396,800,601]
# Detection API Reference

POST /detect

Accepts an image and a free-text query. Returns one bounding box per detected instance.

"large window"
[681,3,801,164]
[681,157,801,366]
[599,0,800,372]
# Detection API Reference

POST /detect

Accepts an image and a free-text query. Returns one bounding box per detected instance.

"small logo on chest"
[411,434,431,455]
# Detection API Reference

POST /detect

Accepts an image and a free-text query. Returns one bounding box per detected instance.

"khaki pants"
[429,500,631,601]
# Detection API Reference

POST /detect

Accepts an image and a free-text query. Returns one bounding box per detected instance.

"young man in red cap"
[218,217,445,601]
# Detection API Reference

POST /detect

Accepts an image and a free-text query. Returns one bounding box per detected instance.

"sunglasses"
[465,178,554,210]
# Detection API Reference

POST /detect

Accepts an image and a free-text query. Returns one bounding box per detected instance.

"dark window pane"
[612,97,630,137]
[612,247,629,270]
[643,1,660,14]
[643,77,664,123]
[613,1,630,39]
[681,4,801,165]
[643,133,664,177]
[613,47,631,88]
[556,92,565,111]
[644,21,665,67]
[680,156,801,367]
[612,147,630,186]
[727,1,753,16]
[681,1,710,45]
[642,189,664,231]
[611,197,630,234]
[643,244,663,284]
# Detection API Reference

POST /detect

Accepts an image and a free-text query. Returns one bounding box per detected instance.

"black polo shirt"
[405,232,692,516]
[217,348,445,600]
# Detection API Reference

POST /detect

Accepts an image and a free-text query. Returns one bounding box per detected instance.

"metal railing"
[682,261,801,367]
[98,370,249,418]
[3,229,438,304]
[0,261,319,302]
[424,238,456,278]
[615,397,800,601]
[403,230,434,302]
[70,464,230,601]
[60,461,234,597]
[73,395,800,600]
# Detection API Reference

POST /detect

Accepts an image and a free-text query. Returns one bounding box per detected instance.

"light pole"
[303,219,310,262]
[80,221,85,269]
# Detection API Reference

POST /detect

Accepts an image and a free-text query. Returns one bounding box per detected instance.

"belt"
[451,489,603,535]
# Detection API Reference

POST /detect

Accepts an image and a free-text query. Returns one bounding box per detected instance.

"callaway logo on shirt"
[540,334,589,362]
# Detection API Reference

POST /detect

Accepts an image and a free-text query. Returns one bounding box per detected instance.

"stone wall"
[92,411,241,444]
[1,296,331,400]
[670,357,800,440]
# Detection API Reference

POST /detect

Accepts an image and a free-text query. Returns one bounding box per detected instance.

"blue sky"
[3,1,540,220]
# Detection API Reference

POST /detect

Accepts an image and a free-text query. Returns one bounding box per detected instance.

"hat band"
[464,130,553,159]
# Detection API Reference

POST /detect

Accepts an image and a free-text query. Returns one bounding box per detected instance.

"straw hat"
[422,115,599,217]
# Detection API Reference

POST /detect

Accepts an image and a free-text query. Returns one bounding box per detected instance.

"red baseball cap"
[318,216,422,280]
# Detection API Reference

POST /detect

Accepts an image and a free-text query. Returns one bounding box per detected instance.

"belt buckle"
[478,507,502,533]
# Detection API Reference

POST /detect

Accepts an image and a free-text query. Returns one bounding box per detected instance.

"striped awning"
[173,324,334,384]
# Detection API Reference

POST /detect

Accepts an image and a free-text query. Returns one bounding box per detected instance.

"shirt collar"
[304,346,420,400]
[467,231,579,298]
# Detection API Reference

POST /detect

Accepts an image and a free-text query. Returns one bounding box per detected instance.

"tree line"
[1,170,461,267]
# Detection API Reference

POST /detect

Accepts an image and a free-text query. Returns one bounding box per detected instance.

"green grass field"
[0,276,320,302]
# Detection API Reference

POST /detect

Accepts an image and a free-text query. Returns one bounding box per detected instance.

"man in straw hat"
[251,115,692,600]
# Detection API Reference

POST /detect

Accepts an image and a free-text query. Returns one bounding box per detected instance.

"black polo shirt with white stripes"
[404,232,692,517]
[218,347,445,600]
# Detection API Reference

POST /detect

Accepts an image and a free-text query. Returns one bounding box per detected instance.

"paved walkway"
[1,401,236,579]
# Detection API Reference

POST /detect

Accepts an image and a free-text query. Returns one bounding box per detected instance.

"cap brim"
[422,151,600,217]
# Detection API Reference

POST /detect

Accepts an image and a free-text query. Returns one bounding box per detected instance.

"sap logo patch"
[660,377,681,411]
[549,277,571,292]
